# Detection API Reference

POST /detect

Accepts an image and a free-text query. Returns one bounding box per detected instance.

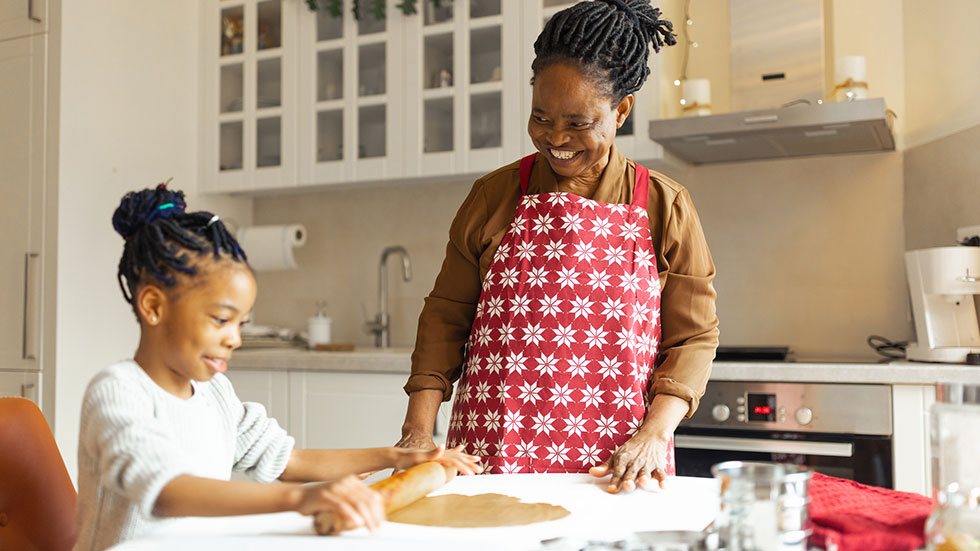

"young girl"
[74,184,481,551]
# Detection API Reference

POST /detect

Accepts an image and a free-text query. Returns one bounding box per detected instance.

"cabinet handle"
[21,383,36,400]
[22,253,39,360]
[28,0,41,22]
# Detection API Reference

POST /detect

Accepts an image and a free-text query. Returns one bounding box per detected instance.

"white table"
[109,474,721,551]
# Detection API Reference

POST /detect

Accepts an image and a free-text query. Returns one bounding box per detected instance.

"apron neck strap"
[518,154,650,209]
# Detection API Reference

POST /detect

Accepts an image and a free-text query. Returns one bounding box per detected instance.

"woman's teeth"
[550,149,577,160]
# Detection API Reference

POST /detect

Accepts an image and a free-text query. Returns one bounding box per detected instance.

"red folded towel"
[809,472,933,551]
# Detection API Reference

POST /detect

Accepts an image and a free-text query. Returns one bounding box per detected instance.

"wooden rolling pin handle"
[313,461,457,536]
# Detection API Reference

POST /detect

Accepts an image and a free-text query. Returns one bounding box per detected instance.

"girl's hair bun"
[112,183,187,241]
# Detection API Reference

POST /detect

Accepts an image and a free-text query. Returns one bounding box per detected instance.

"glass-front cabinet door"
[204,0,296,192]
[521,0,666,164]
[300,0,403,185]
[403,0,524,179]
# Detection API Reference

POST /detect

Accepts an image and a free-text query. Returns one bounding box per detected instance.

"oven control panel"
[683,381,892,436]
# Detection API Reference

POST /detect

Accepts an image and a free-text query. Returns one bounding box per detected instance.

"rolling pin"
[313,461,457,535]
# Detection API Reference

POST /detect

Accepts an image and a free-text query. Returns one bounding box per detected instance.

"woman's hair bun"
[112,183,187,240]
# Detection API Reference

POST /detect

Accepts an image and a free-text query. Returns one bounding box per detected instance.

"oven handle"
[675,435,854,458]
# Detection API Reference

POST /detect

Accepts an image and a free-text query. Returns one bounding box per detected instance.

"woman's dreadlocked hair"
[532,0,677,103]
[112,183,247,313]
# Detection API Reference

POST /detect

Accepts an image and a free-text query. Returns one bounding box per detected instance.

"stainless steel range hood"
[648,98,895,165]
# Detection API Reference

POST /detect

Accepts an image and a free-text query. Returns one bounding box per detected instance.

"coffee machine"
[905,227,980,364]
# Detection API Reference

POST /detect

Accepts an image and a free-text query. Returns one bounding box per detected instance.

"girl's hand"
[394,444,483,475]
[295,474,385,532]
[588,431,671,494]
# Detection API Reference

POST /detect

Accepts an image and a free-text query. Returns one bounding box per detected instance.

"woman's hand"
[295,474,385,532]
[589,431,671,494]
[394,431,437,451]
[394,444,483,475]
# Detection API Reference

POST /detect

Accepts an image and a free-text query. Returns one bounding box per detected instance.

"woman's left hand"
[589,431,671,494]
[394,444,484,476]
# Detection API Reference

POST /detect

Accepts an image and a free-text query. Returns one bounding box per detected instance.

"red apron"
[446,154,675,475]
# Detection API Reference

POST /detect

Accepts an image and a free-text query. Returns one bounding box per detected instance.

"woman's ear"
[615,94,635,128]
[136,285,166,326]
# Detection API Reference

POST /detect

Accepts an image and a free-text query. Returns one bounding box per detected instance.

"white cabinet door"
[0,0,46,40]
[288,371,408,451]
[0,35,45,373]
[224,369,291,431]
[0,370,40,403]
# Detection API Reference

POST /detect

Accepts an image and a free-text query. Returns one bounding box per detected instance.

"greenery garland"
[304,0,449,19]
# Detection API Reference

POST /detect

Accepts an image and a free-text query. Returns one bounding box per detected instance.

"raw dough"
[387,493,571,528]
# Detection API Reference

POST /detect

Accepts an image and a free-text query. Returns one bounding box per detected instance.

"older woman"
[397,0,718,494]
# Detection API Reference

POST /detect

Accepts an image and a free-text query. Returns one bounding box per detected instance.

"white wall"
[54,0,252,482]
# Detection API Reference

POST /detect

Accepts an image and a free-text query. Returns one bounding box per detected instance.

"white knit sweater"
[73,360,295,551]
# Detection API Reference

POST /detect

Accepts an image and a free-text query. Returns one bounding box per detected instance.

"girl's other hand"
[394,444,483,475]
[295,474,385,532]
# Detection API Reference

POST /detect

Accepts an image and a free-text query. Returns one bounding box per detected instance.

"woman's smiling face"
[527,62,632,180]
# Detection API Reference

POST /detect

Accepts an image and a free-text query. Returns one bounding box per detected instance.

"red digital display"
[754,406,771,415]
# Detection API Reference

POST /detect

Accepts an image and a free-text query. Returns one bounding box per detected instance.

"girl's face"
[150,259,256,394]
[527,62,632,180]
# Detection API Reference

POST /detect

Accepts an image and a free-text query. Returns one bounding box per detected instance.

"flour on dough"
[388,493,570,528]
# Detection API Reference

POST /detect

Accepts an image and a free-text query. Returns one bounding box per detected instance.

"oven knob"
[711,404,731,422]
[795,407,813,425]
[737,414,746,422]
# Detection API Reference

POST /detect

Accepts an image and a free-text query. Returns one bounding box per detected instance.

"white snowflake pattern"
[473,381,493,402]
[499,322,517,343]
[471,438,489,455]
[485,296,506,317]
[481,272,495,292]
[546,192,568,205]
[503,410,525,432]
[466,411,481,431]
[619,272,643,294]
[485,352,504,374]
[527,266,549,287]
[475,301,485,317]
[545,442,570,463]
[552,383,574,408]
[539,294,563,318]
[542,240,566,261]
[532,213,554,235]
[523,195,542,208]
[573,241,598,263]
[506,351,528,374]
[523,323,547,347]
[569,295,595,318]
[592,216,614,238]
[605,247,629,266]
[500,461,522,473]
[511,295,533,316]
[567,354,590,378]
[484,410,502,431]
[499,266,520,287]
[595,415,621,439]
[531,412,556,434]
[583,325,609,348]
[586,270,612,290]
[497,243,511,259]
[515,241,537,261]
[615,329,637,350]
[561,212,586,232]
[552,324,576,349]
[515,441,540,458]
[475,325,494,346]
[579,443,603,466]
[538,353,561,377]
[611,386,635,410]
[597,356,621,379]
[516,381,543,404]
[564,413,588,438]
[632,301,651,323]
[457,382,471,403]
[608,204,628,216]
[555,266,580,288]
[601,297,626,318]
[508,214,526,235]
[582,384,604,408]
[634,248,656,270]
[619,220,643,241]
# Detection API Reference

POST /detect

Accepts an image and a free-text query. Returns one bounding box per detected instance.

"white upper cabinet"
[200,0,668,193]
[202,0,297,192]
[0,0,48,40]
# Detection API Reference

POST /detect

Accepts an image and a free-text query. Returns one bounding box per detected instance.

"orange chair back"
[0,397,77,551]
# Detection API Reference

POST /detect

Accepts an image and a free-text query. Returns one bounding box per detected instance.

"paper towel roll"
[237,224,307,271]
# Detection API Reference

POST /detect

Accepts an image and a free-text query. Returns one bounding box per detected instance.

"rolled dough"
[387,493,571,528]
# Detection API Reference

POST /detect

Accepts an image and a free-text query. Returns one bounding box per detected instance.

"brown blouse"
[405,145,719,417]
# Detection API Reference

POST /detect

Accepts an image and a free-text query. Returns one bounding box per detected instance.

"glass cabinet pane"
[220,121,243,171]
[424,1,453,25]
[617,110,634,136]
[317,109,343,162]
[470,27,501,84]
[424,98,453,153]
[471,92,501,149]
[257,58,281,108]
[358,105,386,158]
[220,6,244,56]
[357,2,385,35]
[316,6,343,41]
[256,0,282,50]
[424,34,453,90]
[220,64,244,113]
[257,117,281,167]
[358,43,386,96]
[317,49,343,101]
[470,0,501,18]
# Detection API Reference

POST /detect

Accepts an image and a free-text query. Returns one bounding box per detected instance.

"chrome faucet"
[365,246,412,348]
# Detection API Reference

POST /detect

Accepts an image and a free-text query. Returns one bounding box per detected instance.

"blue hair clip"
[145,201,183,224]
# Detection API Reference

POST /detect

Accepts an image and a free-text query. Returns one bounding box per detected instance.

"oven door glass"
[674,428,893,489]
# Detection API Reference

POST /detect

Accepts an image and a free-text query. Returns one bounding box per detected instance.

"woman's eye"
[533,116,549,124]
[570,122,589,129]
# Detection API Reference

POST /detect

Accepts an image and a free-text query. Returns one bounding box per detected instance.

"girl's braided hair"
[532,0,677,103]
[112,183,247,313]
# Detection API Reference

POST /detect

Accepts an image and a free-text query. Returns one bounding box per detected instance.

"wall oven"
[675,381,894,489]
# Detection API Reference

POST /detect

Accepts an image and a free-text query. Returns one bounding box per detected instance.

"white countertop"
[107,474,719,551]
[230,348,980,384]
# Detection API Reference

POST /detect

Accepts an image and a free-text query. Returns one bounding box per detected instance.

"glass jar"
[925,485,980,551]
